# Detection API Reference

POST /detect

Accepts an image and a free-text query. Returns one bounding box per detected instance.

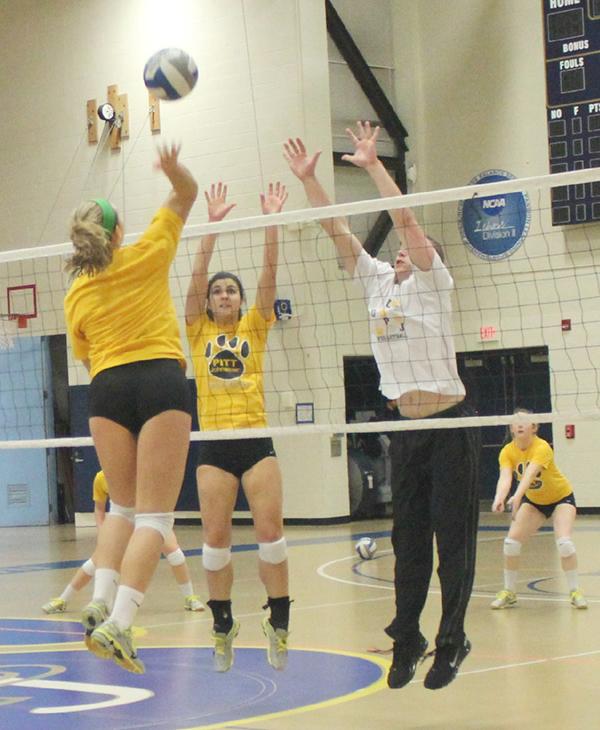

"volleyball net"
[1,166,600,452]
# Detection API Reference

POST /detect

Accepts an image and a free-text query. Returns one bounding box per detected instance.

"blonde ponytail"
[65,201,114,277]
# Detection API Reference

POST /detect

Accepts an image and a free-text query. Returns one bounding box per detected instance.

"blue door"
[0,337,55,526]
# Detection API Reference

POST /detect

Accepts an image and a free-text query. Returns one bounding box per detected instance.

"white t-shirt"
[354,249,466,400]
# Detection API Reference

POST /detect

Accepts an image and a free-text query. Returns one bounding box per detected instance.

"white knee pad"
[258,537,287,565]
[202,544,232,572]
[556,537,576,558]
[134,512,174,541]
[503,538,522,557]
[81,558,96,576]
[109,501,135,524]
[166,547,186,567]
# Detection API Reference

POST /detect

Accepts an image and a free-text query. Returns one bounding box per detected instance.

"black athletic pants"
[385,403,480,649]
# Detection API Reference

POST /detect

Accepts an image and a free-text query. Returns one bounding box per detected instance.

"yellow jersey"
[64,207,186,379]
[498,435,573,505]
[92,470,109,503]
[186,305,274,430]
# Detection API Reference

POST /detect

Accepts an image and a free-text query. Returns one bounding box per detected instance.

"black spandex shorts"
[197,437,276,480]
[89,359,192,435]
[522,491,576,519]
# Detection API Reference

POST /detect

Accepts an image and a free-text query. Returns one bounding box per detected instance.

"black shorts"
[197,437,276,480]
[89,359,192,435]
[522,492,576,519]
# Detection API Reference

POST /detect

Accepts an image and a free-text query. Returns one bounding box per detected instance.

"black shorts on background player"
[198,438,276,479]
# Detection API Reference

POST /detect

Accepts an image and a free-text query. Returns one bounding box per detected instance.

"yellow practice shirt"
[498,435,573,505]
[64,207,186,379]
[92,470,109,503]
[187,306,274,430]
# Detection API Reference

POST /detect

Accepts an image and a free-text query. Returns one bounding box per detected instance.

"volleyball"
[143,48,198,100]
[355,536,377,560]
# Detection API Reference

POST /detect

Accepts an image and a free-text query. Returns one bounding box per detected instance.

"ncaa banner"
[458,169,531,260]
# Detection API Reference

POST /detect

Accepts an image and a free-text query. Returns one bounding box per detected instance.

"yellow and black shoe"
[212,619,240,672]
[81,600,110,657]
[262,616,289,671]
[90,620,145,674]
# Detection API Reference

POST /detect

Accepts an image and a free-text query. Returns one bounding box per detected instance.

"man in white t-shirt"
[284,122,480,691]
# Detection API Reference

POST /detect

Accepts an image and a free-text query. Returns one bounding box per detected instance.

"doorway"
[343,345,552,504]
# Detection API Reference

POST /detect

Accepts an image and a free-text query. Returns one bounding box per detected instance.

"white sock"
[60,584,77,603]
[179,581,193,597]
[565,569,579,592]
[93,568,119,609]
[110,586,145,631]
[504,569,518,593]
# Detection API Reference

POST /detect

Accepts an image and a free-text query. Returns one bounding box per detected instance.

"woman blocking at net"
[185,181,291,672]
[42,470,204,615]
[284,123,480,691]
[64,143,197,673]
[491,410,587,610]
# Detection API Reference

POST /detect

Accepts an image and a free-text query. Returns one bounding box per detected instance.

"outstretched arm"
[343,121,435,272]
[155,143,198,224]
[492,467,513,513]
[283,137,363,277]
[256,182,288,319]
[185,183,236,324]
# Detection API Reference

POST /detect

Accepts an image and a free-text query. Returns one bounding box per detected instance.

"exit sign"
[480,325,499,341]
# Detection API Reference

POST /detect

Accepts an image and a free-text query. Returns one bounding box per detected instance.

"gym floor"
[0,512,598,729]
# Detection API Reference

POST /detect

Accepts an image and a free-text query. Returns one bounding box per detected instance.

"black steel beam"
[326,0,408,151]
[327,0,409,256]
[364,212,394,256]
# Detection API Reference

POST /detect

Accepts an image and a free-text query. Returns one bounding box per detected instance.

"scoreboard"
[544,0,600,225]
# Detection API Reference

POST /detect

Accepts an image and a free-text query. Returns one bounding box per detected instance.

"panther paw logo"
[205,334,250,380]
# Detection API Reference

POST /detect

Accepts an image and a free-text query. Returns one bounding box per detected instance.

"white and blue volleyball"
[143,48,198,100]
[355,536,377,560]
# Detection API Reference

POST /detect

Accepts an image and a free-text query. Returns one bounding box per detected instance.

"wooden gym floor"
[0,511,598,729]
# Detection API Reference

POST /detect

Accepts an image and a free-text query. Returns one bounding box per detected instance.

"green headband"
[92,198,117,236]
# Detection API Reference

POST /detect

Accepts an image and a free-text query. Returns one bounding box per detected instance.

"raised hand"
[283,138,321,181]
[260,182,288,215]
[204,182,236,222]
[154,142,182,176]
[341,120,380,168]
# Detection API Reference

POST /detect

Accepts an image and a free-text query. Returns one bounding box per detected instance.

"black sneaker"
[387,634,428,689]
[423,638,471,690]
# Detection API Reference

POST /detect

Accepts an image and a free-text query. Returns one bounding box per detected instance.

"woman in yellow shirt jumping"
[185,181,290,673]
[64,144,197,673]
[491,409,587,610]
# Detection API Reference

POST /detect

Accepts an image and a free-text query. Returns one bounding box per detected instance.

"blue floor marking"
[0,619,83,646]
[0,646,383,729]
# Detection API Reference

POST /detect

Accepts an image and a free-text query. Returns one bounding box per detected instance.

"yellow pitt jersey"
[187,305,275,430]
[92,470,109,503]
[64,208,186,379]
[498,435,573,505]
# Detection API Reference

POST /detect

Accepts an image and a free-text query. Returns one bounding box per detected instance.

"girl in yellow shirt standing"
[491,409,587,610]
[185,181,290,673]
[64,144,197,673]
